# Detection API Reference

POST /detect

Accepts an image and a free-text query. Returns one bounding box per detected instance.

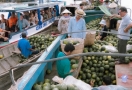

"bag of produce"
[102,45,118,53]
[84,31,96,46]
[61,38,84,59]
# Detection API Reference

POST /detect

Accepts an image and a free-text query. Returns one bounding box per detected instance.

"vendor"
[58,9,72,34]
[103,0,111,10]
[56,43,75,78]
[109,1,118,29]
[68,9,86,39]
[96,19,108,40]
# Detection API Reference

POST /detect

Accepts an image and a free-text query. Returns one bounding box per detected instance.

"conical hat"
[109,2,117,8]
[61,9,71,15]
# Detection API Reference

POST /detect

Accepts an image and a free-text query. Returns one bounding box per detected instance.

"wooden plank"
[0,60,10,71]
[115,63,132,88]
[74,57,83,78]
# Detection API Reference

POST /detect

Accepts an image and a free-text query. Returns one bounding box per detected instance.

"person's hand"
[70,69,76,73]
[124,29,128,33]
[90,79,95,87]
[68,36,71,38]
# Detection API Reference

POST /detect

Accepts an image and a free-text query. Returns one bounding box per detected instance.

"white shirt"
[118,14,132,40]
[0,23,5,30]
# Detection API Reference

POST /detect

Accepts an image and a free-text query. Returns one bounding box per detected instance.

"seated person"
[56,43,75,78]
[0,28,10,38]
[8,12,18,32]
[91,76,127,90]
[1,14,8,30]
[29,13,36,26]
[18,33,39,58]
[16,14,30,31]
[96,19,108,40]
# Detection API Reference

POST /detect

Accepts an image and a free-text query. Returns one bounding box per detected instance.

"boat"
[13,1,132,90]
[0,1,65,90]
[0,1,65,48]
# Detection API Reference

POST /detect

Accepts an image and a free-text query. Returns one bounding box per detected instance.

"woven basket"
[84,31,96,46]
[61,38,84,59]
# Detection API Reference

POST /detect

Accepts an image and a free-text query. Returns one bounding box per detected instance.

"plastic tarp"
[52,76,92,90]
[99,5,112,16]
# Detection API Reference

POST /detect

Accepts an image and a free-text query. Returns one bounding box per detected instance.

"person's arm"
[67,18,72,38]
[124,22,132,33]
[25,19,30,29]
[58,17,62,32]
[63,65,71,76]
[26,41,32,51]
[82,19,87,39]
[111,14,121,19]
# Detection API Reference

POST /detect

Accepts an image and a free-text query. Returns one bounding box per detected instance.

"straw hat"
[99,19,106,25]
[61,9,72,15]
[75,9,86,16]
[109,2,117,8]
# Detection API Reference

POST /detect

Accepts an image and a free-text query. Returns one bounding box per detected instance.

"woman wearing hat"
[58,9,72,34]
[68,9,86,39]
[103,0,111,10]
[96,19,108,40]
[109,1,118,29]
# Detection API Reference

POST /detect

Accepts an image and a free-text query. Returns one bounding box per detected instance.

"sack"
[84,31,96,46]
[126,44,132,51]
[63,76,92,90]
[61,38,84,59]
[102,45,118,53]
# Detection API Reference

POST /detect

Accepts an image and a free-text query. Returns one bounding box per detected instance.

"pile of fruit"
[63,40,80,45]
[28,34,56,51]
[78,41,116,87]
[86,18,102,30]
[19,34,56,63]
[32,79,79,90]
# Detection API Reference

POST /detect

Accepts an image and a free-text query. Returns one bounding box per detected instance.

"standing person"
[109,1,118,29]
[56,43,75,78]
[18,33,39,58]
[78,3,84,10]
[68,9,86,39]
[58,9,72,34]
[103,0,111,10]
[111,7,132,64]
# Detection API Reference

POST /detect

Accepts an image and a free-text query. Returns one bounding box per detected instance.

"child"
[96,19,108,40]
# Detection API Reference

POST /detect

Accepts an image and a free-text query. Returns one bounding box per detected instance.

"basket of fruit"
[61,38,84,59]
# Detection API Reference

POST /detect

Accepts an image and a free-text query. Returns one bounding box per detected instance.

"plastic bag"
[102,45,118,53]
[63,76,92,90]
[126,44,132,51]
[52,76,64,84]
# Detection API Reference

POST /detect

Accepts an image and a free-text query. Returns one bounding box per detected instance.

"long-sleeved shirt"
[68,16,86,39]
[58,16,71,34]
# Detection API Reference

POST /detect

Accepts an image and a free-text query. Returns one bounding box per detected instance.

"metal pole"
[10,52,132,86]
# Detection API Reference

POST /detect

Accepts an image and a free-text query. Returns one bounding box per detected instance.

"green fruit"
[71,59,76,64]
[100,67,104,72]
[72,64,78,69]
[109,62,115,67]
[44,79,50,83]
[67,85,75,90]
[63,40,69,44]
[125,58,130,64]
[46,69,51,74]
[104,65,109,69]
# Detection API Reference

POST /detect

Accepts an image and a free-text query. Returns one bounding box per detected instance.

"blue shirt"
[18,38,32,58]
[68,16,86,39]
[56,52,71,78]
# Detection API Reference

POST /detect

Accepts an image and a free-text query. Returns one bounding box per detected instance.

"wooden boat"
[0,1,65,90]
